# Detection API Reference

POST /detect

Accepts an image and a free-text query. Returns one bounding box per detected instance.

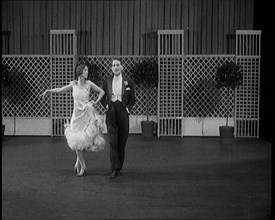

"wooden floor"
[2,135,271,220]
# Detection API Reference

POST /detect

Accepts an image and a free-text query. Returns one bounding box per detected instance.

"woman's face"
[112,60,123,76]
[81,66,88,79]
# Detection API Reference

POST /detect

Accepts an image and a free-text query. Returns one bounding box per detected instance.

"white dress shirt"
[111,74,122,102]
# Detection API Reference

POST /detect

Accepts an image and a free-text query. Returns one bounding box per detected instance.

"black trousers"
[106,101,129,171]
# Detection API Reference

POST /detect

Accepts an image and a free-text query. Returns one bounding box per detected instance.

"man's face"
[112,60,122,76]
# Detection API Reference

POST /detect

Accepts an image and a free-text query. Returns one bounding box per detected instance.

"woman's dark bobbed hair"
[75,64,87,79]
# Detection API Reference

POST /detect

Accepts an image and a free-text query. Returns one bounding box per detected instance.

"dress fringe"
[64,114,105,152]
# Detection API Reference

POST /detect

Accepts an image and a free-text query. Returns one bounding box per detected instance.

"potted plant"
[215,60,243,143]
[132,59,158,137]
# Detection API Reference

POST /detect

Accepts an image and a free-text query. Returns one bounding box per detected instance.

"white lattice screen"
[50,30,77,55]
[50,30,77,136]
[157,30,184,137]
[235,30,261,138]
[2,55,51,118]
[183,55,235,118]
[157,30,261,137]
[2,30,261,137]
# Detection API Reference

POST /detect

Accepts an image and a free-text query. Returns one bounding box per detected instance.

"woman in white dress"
[42,64,106,176]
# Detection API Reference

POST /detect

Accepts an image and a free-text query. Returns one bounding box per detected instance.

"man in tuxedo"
[101,59,135,179]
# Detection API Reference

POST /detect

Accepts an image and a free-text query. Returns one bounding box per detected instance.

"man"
[101,59,135,179]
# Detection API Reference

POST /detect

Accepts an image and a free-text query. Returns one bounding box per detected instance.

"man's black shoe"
[109,171,117,179]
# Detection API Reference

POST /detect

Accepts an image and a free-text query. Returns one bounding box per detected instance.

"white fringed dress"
[64,81,105,152]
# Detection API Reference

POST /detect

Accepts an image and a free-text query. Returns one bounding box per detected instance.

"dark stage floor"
[2,135,271,220]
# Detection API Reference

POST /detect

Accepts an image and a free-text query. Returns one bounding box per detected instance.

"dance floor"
[2,135,271,220]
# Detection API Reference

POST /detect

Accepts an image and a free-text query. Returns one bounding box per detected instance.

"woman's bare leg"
[74,151,80,173]
[76,150,86,176]
[82,151,87,171]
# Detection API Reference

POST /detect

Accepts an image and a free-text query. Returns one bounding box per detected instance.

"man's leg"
[106,103,121,173]
[117,105,129,172]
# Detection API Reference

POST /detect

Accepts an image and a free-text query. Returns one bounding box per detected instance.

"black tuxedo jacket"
[101,75,135,113]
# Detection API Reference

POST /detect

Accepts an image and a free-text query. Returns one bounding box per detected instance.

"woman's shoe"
[77,168,85,177]
[109,170,118,179]
[74,164,80,173]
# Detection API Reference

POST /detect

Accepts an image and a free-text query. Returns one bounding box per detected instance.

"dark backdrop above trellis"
[2,0,254,55]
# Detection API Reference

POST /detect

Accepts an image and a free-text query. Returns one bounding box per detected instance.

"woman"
[42,64,106,176]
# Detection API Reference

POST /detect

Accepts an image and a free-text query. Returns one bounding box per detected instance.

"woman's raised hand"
[41,90,48,98]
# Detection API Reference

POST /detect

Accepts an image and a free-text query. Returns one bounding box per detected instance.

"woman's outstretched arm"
[41,82,73,98]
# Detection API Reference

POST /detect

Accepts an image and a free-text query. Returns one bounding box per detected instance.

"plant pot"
[219,126,234,144]
[141,121,155,137]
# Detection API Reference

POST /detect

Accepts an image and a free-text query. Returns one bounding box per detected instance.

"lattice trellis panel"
[158,57,183,118]
[2,55,51,117]
[235,30,261,138]
[50,30,77,55]
[78,56,158,116]
[51,56,75,118]
[157,54,236,136]
[157,30,184,137]
[50,30,77,136]
[183,55,235,118]
[157,29,261,137]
